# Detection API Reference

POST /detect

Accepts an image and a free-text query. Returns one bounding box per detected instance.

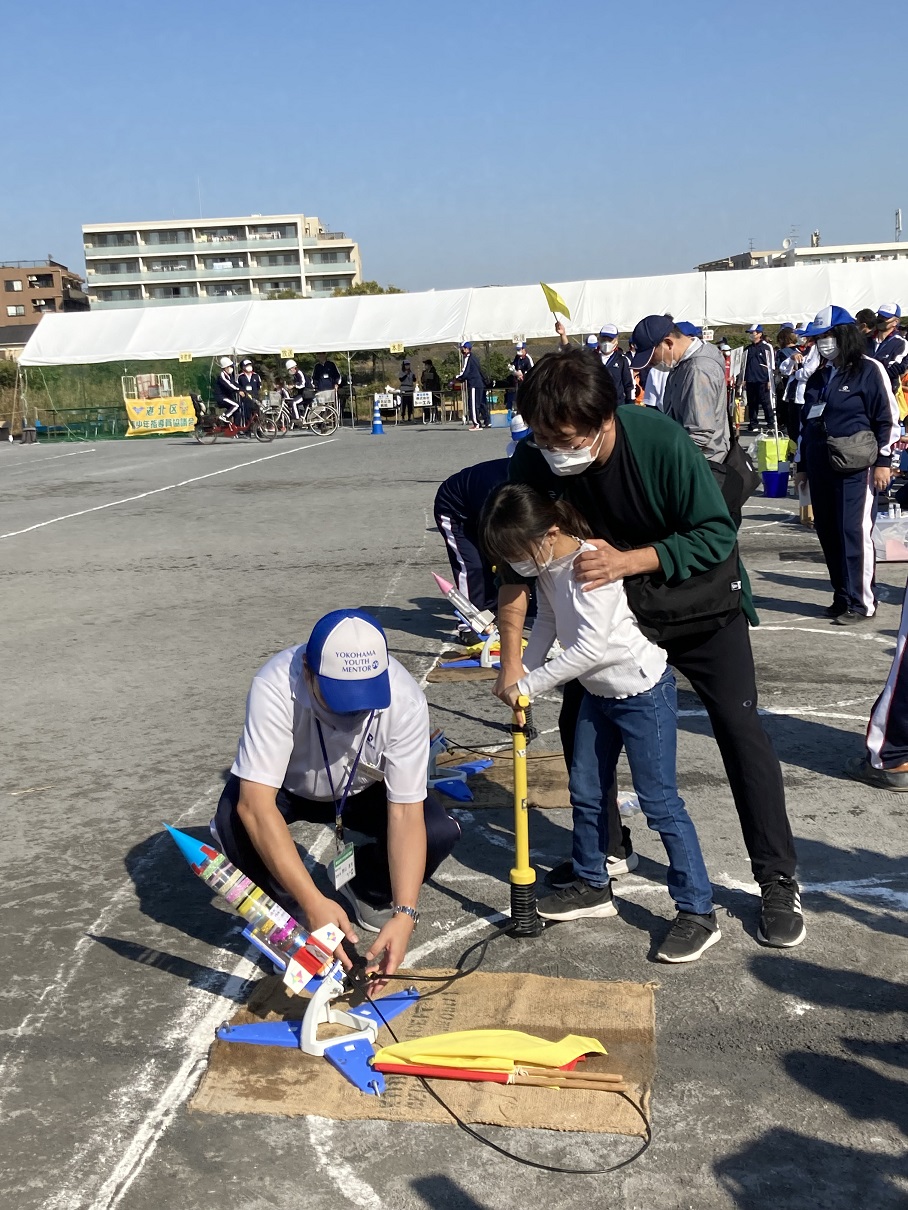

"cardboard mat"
[191,969,655,1137]
[440,754,570,809]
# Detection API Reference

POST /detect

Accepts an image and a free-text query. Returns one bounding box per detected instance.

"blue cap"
[629,314,674,369]
[515,341,526,349]
[746,324,763,334]
[802,305,856,337]
[461,340,472,350]
[598,323,618,339]
[877,302,901,320]
[306,609,391,714]
[779,321,795,331]
[675,321,702,337]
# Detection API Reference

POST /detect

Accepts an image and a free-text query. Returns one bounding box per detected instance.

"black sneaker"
[758,877,806,947]
[823,601,848,618]
[845,754,908,792]
[832,611,868,627]
[537,880,617,921]
[545,850,638,889]
[655,911,721,963]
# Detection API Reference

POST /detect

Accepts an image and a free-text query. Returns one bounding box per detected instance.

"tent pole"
[345,351,354,428]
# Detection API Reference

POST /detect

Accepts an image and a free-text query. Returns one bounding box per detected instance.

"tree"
[332,280,405,298]
[267,288,304,300]
[0,359,17,389]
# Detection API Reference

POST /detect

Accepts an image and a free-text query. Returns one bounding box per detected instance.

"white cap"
[218,356,233,368]
[306,609,391,713]
[586,334,599,347]
[285,359,297,370]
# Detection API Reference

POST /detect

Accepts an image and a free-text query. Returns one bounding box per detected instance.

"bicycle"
[194,395,276,444]
[265,390,340,437]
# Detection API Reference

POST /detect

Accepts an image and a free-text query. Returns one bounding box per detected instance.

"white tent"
[19,261,908,366]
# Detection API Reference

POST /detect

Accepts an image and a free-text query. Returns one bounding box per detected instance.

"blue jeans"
[568,670,714,916]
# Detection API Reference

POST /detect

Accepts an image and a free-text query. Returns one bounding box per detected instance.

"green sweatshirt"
[509,405,757,639]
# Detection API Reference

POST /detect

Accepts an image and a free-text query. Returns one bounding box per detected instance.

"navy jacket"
[312,360,341,391]
[455,352,487,391]
[434,458,509,528]
[512,353,534,377]
[742,340,774,385]
[602,348,635,404]
[871,332,908,390]
[237,370,261,398]
[801,356,900,469]
[214,368,239,405]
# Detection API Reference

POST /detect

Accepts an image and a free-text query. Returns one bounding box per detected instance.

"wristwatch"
[392,904,420,926]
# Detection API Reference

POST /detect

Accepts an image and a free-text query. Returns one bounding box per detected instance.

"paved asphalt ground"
[1,425,905,1210]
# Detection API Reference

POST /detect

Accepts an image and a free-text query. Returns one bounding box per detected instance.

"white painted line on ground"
[305,1119,385,1210]
[0,447,97,474]
[0,786,222,1108]
[678,707,867,722]
[406,911,507,965]
[0,439,335,540]
[755,624,891,645]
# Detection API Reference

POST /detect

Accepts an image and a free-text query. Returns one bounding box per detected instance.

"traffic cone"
[372,398,385,435]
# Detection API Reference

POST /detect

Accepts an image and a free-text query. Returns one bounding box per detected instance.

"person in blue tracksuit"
[739,324,776,431]
[870,302,908,390]
[214,357,241,421]
[796,305,901,625]
[506,342,534,412]
[237,360,261,425]
[597,323,635,404]
[454,341,490,429]
[434,457,511,613]
[846,576,908,790]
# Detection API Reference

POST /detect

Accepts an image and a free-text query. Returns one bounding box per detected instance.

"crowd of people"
[212,353,343,426]
[205,298,906,987]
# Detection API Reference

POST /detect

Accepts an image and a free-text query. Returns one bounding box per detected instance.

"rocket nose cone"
[433,572,453,595]
[163,822,213,868]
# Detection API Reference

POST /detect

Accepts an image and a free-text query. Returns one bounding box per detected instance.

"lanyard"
[315,712,375,850]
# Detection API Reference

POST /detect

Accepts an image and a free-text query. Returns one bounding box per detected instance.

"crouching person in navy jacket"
[796,306,900,625]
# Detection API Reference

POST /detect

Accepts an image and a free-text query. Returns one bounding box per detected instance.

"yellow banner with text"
[125,396,197,437]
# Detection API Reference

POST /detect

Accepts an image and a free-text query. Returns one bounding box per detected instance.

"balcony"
[304,260,357,276]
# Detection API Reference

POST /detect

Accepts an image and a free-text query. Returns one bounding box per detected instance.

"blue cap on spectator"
[629,315,674,369]
[802,305,856,337]
[746,324,763,334]
[779,321,795,331]
[461,340,472,350]
[675,321,702,337]
[877,302,901,320]
[586,334,599,347]
[515,341,526,349]
[598,323,619,339]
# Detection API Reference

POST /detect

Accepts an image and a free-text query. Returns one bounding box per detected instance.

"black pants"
[400,392,414,421]
[214,775,461,914]
[559,613,796,883]
[746,382,775,429]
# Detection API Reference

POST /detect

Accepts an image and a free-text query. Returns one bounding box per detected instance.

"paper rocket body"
[431,572,495,637]
[163,822,333,979]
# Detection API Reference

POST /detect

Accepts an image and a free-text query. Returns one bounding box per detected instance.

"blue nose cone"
[164,822,215,870]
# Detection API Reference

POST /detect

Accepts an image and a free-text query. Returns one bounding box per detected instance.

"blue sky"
[2,0,905,291]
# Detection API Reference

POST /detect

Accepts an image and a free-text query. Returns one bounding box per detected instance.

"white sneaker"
[607,851,639,877]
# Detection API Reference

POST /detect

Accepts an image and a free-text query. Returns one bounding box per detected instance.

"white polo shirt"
[231,645,429,804]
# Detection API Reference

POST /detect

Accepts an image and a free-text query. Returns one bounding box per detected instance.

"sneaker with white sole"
[545,850,638,889]
[758,877,806,947]
[338,883,393,934]
[537,879,617,921]
[655,911,721,963]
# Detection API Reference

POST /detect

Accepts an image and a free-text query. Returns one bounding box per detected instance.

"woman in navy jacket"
[796,305,900,624]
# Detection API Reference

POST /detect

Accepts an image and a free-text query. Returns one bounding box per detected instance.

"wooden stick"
[512,1074,630,1093]
[517,1065,625,1083]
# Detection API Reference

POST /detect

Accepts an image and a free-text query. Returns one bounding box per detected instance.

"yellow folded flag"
[540,282,571,320]
[374,1029,606,1073]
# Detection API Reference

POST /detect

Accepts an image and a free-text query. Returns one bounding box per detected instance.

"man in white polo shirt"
[213,609,460,980]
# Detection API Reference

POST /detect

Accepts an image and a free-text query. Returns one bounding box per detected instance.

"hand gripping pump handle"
[510,695,543,936]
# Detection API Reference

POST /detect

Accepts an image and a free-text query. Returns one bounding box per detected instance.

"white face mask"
[601,339,618,355]
[540,427,605,477]
[817,336,839,361]
[650,347,675,374]
[509,534,556,577]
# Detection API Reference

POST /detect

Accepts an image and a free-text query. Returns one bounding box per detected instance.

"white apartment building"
[82,213,362,309]
[697,240,908,273]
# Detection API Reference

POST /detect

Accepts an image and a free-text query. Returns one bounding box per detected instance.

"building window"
[4,279,23,292]
[32,298,57,313]
[99,288,142,301]
[6,305,25,316]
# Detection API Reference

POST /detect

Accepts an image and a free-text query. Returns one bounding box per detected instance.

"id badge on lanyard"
[316,712,375,889]
[808,367,835,421]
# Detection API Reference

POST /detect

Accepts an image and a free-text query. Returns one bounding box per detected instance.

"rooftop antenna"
[896,208,903,243]
[748,237,754,253]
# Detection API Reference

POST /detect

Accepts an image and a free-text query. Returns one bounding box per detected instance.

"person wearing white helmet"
[214,356,241,422]
[284,358,310,423]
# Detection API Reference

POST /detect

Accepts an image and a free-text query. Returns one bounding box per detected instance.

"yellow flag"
[375,1029,606,1073]
[540,282,571,320]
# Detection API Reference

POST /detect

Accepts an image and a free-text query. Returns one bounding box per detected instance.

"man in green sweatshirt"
[498,348,804,948]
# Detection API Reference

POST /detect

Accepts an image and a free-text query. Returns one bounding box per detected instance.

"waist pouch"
[624,546,743,643]
[826,429,878,473]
